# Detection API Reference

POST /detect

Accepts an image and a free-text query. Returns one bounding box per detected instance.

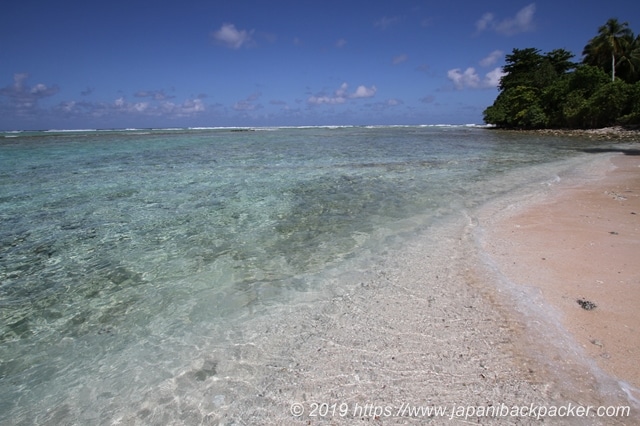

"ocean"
[0,126,605,423]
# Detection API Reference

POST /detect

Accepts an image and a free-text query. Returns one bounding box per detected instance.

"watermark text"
[289,401,631,420]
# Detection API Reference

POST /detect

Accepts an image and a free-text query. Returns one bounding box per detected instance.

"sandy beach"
[191,150,640,425]
[478,151,640,411]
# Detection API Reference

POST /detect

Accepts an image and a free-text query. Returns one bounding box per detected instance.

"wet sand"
[479,153,640,408]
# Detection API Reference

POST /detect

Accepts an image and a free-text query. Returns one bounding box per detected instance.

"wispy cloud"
[416,64,430,73]
[335,38,348,48]
[233,101,261,111]
[233,92,263,111]
[367,98,404,112]
[56,95,205,120]
[134,89,174,101]
[392,54,408,65]
[476,3,536,36]
[211,23,254,49]
[476,13,495,33]
[0,72,210,127]
[479,50,503,67]
[374,16,401,30]
[308,82,377,105]
[0,73,59,117]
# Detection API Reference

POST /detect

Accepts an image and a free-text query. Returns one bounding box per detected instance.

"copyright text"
[289,401,631,420]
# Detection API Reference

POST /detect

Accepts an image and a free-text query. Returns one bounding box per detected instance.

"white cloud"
[161,99,205,116]
[132,102,148,112]
[181,99,205,113]
[12,73,29,91]
[335,82,348,98]
[392,54,408,65]
[484,67,506,87]
[496,4,536,35]
[307,95,346,105]
[351,85,377,98]
[111,96,204,116]
[50,92,206,123]
[307,82,377,105]
[479,50,503,67]
[447,67,505,89]
[476,3,536,36]
[31,84,48,94]
[448,68,481,90]
[475,13,494,33]
[211,23,254,49]
[336,38,347,48]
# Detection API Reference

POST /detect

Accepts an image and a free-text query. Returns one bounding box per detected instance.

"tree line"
[483,18,640,129]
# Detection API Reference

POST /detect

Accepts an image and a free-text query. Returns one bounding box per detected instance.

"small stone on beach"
[577,299,597,310]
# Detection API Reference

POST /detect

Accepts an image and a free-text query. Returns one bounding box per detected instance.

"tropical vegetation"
[483,18,640,129]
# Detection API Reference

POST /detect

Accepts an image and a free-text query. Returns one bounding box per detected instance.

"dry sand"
[478,152,640,410]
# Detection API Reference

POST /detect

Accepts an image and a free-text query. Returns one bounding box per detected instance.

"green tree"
[616,35,640,82]
[583,18,634,82]
[619,81,640,124]
[546,49,577,75]
[486,48,574,128]
[541,75,571,127]
[484,21,639,130]
[484,86,548,129]
[562,91,589,128]
[499,48,544,91]
[584,80,631,127]
[568,64,610,96]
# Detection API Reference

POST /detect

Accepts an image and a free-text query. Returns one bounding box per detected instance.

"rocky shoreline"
[490,126,640,141]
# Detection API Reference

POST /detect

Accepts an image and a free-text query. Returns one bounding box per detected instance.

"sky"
[1,0,638,130]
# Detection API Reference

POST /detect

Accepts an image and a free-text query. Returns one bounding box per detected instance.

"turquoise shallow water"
[0,126,600,423]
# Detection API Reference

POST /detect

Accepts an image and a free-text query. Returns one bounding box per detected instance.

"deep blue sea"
[0,126,603,423]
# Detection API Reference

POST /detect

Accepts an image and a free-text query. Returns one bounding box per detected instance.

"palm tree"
[616,35,640,82]
[583,18,633,81]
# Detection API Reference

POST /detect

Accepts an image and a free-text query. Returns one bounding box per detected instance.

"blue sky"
[1,0,638,130]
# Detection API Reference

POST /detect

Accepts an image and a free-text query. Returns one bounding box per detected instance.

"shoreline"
[488,126,640,142]
[27,139,639,424]
[201,152,640,424]
[254,151,640,424]
[476,151,640,412]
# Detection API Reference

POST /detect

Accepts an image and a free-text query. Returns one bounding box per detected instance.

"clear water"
[0,126,600,423]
